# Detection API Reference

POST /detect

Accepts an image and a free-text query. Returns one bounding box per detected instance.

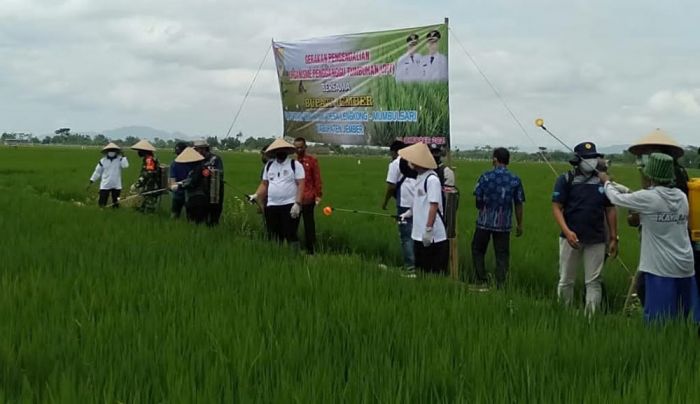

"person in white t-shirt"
[397,142,448,274]
[259,138,305,248]
[88,142,129,208]
[382,140,416,272]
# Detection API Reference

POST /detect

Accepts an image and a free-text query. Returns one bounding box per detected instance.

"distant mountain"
[102,126,191,141]
[597,145,630,155]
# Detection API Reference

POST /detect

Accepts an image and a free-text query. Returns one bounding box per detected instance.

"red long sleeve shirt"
[297,154,322,204]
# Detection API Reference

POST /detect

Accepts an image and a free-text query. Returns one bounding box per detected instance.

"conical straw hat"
[398,142,437,170]
[628,129,684,158]
[101,142,121,152]
[175,147,205,163]
[265,137,296,154]
[130,139,157,152]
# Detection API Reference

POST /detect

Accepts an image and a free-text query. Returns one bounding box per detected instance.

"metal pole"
[445,16,459,280]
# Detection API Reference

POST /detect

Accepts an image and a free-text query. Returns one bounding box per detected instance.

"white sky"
[1,0,698,148]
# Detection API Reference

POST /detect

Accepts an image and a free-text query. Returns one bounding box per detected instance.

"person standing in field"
[552,142,618,315]
[294,137,323,255]
[397,143,448,274]
[599,153,699,324]
[260,138,305,247]
[382,140,416,273]
[169,141,194,219]
[429,143,455,188]
[170,147,209,224]
[471,147,525,289]
[88,142,129,208]
[193,139,224,226]
[625,129,696,304]
[130,139,162,214]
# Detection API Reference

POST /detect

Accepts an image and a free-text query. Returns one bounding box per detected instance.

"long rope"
[222,44,273,139]
[449,28,558,176]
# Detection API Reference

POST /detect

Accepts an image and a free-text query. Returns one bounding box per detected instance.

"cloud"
[0,0,699,147]
[648,90,700,116]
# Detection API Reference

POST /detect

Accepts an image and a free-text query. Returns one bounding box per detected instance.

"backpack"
[422,173,446,227]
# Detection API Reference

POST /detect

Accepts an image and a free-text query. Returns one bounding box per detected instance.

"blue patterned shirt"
[474,166,525,232]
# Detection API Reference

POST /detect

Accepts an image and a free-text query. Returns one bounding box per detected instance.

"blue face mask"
[107,151,117,158]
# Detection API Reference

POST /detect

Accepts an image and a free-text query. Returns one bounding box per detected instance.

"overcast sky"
[1,0,698,148]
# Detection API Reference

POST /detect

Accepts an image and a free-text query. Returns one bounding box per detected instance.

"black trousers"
[414,240,449,274]
[98,189,121,208]
[207,203,223,226]
[171,196,186,218]
[265,204,300,244]
[186,197,208,224]
[301,203,317,254]
[472,228,510,287]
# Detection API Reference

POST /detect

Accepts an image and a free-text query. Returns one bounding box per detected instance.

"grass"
[1,146,699,403]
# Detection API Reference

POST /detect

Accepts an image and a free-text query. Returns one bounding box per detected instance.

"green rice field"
[1,146,699,403]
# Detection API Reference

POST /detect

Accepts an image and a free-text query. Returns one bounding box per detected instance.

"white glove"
[398,209,413,223]
[610,181,630,194]
[290,202,301,219]
[130,184,136,193]
[170,184,180,192]
[248,193,258,203]
[422,227,434,247]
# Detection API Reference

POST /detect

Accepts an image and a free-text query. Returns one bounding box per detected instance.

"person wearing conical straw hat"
[193,139,225,226]
[130,139,162,214]
[169,141,194,219]
[397,142,448,274]
[599,154,699,325]
[259,138,305,248]
[88,142,129,208]
[626,129,696,304]
[169,147,209,224]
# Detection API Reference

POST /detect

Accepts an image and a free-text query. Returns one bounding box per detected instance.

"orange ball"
[323,206,333,216]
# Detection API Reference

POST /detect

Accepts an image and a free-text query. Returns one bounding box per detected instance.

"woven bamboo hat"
[398,142,438,170]
[101,142,121,152]
[265,138,296,154]
[628,129,684,158]
[130,139,157,152]
[642,153,675,184]
[175,147,205,163]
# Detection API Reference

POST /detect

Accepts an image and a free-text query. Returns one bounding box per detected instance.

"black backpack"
[266,159,297,176]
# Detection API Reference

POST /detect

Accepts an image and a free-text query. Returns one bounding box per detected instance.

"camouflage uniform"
[134,155,162,213]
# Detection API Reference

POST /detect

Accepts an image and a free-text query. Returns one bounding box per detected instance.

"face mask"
[276,152,288,161]
[107,151,117,158]
[579,158,599,174]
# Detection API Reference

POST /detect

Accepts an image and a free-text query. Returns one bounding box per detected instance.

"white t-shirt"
[90,156,129,190]
[604,184,694,278]
[395,52,424,82]
[263,157,305,206]
[411,171,447,243]
[422,53,448,82]
[386,157,415,208]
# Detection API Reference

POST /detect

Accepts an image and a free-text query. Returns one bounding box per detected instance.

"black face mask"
[275,152,287,161]
[138,151,147,158]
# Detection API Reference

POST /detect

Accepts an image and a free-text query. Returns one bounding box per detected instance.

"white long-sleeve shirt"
[604,182,694,278]
[90,156,129,190]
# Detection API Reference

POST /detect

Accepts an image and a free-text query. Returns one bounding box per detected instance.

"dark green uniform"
[134,155,162,213]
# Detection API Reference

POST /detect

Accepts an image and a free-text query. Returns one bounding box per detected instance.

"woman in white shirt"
[397,142,448,274]
[88,143,129,208]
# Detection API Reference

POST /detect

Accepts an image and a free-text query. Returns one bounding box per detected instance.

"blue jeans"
[397,206,415,269]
